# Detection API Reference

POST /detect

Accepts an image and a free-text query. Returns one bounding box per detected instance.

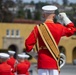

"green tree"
[0,0,15,22]
[35,1,49,10]
[27,9,32,19]
[0,0,3,22]
[16,0,25,19]
[3,0,15,7]
[34,10,41,20]
[17,9,25,18]
[62,0,68,6]
[30,1,35,5]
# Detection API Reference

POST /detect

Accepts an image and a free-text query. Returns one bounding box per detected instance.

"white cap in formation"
[18,53,29,59]
[21,52,27,55]
[42,5,58,14]
[8,50,15,55]
[0,53,9,59]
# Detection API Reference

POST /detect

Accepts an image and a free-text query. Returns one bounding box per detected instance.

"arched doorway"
[72,47,76,64]
[8,44,18,58]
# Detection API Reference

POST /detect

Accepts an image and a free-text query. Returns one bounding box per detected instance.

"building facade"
[0,23,35,54]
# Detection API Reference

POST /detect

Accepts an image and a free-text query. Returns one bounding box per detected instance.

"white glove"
[27,49,38,60]
[58,12,72,25]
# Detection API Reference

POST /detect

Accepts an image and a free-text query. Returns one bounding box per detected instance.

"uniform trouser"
[38,69,59,75]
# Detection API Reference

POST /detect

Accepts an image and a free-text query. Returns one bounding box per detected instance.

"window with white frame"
[16,30,20,37]
[11,29,15,37]
[6,29,10,37]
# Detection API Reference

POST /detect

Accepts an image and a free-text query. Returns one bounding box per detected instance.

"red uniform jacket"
[25,60,30,68]
[7,57,16,72]
[25,60,31,75]
[0,62,14,75]
[16,62,29,75]
[25,21,76,69]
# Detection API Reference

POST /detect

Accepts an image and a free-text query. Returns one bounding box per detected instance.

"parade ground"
[60,64,76,75]
[29,64,76,75]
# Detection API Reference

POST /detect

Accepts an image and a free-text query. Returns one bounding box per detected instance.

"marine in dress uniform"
[7,51,16,74]
[0,53,14,75]
[25,5,76,75]
[21,52,31,75]
[16,54,30,75]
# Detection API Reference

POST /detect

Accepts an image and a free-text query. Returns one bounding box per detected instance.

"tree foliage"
[0,0,15,22]
[27,9,32,19]
[0,0,76,24]
[16,0,26,19]
[17,9,25,19]
[62,0,68,6]
[34,10,41,20]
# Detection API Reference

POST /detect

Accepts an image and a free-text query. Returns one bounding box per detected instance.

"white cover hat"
[42,5,58,13]
[8,50,15,55]
[21,52,30,58]
[0,53,9,59]
[18,54,29,59]
[21,52,27,55]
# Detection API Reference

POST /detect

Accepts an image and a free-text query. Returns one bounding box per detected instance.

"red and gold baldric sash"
[37,23,60,71]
